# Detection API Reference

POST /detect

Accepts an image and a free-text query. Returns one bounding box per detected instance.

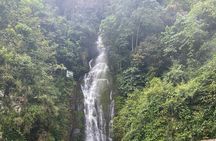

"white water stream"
[82,36,114,141]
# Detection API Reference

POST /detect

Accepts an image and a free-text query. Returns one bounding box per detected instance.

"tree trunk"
[135,23,141,48]
[131,35,134,52]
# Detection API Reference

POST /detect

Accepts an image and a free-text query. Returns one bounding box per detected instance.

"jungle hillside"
[0,0,216,141]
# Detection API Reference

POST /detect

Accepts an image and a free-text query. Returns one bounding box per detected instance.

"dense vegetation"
[0,0,215,141]
[0,0,103,140]
[100,0,216,140]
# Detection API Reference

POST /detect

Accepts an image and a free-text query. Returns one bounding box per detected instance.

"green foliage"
[163,63,188,85]
[100,0,165,71]
[110,0,216,140]
[114,57,216,141]
[112,0,216,98]
[1,0,216,140]
[117,67,146,97]
[162,0,216,67]
[0,0,101,140]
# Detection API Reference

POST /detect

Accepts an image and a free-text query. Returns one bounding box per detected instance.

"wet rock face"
[71,128,82,141]
[70,83,85,141]
[73,128,81,135]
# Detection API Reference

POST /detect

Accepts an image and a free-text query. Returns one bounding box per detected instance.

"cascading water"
[82,36,114,141]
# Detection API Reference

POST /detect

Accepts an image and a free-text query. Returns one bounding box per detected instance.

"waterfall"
[82,36,114,141]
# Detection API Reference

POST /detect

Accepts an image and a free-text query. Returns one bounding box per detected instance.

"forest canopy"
[0,0,216,141]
